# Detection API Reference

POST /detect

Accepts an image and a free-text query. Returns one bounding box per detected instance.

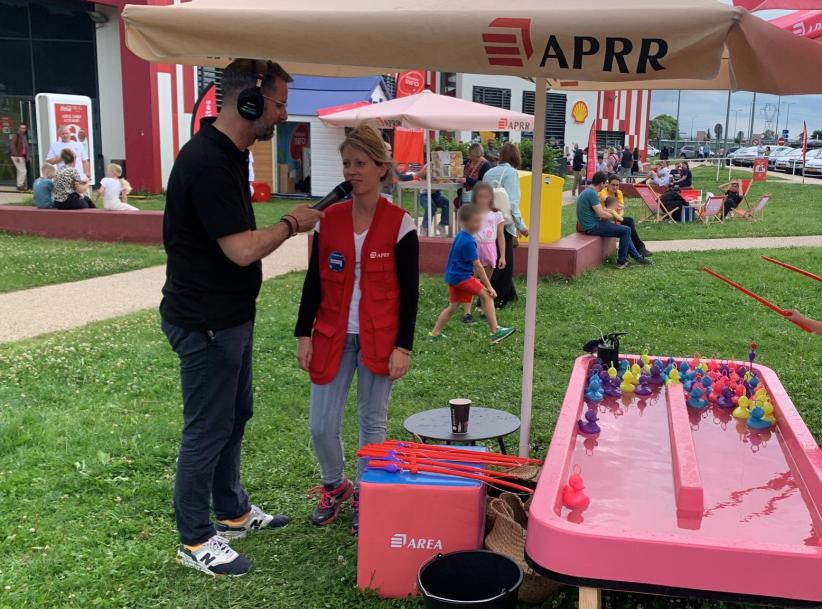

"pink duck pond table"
[526,354,822,607]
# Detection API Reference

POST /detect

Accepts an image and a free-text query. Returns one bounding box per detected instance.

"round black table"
[403,407,521,454]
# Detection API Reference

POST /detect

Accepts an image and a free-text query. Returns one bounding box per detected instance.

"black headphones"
[236,59,268,121]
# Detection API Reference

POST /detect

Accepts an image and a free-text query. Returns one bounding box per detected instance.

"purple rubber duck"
[578,409,601,435]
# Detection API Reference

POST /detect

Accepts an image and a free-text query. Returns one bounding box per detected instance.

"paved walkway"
[0,235,308,344]
[645,234,822,252]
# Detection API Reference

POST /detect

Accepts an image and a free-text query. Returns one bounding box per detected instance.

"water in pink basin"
[569,383,818,546]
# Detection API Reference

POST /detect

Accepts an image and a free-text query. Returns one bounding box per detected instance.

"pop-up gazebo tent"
[318,90,534,236]
[123,0,822,456]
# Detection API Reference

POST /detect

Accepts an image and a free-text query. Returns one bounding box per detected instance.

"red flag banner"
[586,123,597,181]
[190,82,218,136]
[735,0,822,10]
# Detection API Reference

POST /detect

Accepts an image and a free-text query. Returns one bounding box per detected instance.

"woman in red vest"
[295,125,419,534]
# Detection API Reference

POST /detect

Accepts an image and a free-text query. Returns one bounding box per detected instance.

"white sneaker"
[215,505,289,540]
[176,535,251,577]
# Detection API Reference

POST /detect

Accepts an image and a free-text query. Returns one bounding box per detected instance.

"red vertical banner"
[190,82,219,136]
[752,157,768,182]
[586,123,597,181]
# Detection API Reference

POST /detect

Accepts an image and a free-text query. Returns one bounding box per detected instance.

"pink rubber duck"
[562,468,590,510]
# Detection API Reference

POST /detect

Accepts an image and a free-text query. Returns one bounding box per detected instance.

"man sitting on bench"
[577,171,652,270]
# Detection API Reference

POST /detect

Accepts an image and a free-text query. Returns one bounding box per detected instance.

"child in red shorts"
[428,204,515,344]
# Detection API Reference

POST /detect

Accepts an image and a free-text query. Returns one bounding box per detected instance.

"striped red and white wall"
[595,89,652,160]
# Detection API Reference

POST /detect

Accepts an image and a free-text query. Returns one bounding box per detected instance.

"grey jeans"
[309,333,394,487]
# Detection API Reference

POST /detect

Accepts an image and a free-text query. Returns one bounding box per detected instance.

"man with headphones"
[160,59,322,577]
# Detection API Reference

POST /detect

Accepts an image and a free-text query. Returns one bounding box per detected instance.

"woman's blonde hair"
[468,142,484,157]
[107,163,123,177]
[339,125,394,181]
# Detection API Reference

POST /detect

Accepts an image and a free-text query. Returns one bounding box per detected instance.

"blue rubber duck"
[585,377,604,402]
[747,406,772,430]
[687,386,708,409]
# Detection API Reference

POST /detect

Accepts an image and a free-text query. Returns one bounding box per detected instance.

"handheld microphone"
[311,181,353,211]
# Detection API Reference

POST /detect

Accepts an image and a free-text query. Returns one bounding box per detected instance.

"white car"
[647,145,660,157]
[803,154,822,177]
[767,147,795,169]
[775,148,822,174]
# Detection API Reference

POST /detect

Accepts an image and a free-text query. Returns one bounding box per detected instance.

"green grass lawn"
[560,166,822,240]
[1,246,820,609]
[0,233,166,294]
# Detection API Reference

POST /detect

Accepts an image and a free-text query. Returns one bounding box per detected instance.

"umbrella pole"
[426,134,433,237]
[518,77,547,458]
[718,90,731,181]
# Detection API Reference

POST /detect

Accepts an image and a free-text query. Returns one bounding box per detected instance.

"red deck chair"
[634,183,677,223]
[697,195,725,223]
[738,178,753,211]
[736,194,771,221]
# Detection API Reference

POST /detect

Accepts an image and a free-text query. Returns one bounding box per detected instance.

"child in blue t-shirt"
[429,204,515,344]
[32,164,56,209]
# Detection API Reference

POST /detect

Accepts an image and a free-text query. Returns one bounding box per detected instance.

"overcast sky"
[649,4,821,140]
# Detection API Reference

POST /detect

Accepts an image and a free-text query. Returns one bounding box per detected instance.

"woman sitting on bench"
[53,149,95,210]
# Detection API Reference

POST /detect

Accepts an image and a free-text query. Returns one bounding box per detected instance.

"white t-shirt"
[100,177,122,205]
[47,140,88,180]
[476,210,504,244]
[316,213,415,335]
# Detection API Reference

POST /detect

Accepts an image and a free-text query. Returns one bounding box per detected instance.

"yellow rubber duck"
[761,400,776,425]
[641,352,651,367]
[732,395,750,419]
[630,363,642,378]
[667,369,681,384]
[621,371,637,393]
[608,365,618,379]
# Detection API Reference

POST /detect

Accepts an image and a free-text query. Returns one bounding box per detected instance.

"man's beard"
[254,121,276,142]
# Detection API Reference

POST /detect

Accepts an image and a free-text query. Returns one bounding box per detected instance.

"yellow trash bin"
[516,171,564,245]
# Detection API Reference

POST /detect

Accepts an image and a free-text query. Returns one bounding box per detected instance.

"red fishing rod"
[381,440,543,465]
[702,267,812,333]
[761,256,822,283]
[358,446,538,468]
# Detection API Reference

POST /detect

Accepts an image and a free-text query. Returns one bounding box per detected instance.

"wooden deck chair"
[738,178,753,211]
[736,194,771,221]
[697,195,725,223]
[634,183,677,223]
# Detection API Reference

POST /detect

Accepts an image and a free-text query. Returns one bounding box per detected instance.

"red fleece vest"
[309,198,405,384]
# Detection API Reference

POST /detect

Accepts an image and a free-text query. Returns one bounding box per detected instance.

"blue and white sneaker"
[176,535,251,577]
[215,505,289,540]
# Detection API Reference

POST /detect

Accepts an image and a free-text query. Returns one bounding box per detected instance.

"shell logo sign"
[571,101,589,124]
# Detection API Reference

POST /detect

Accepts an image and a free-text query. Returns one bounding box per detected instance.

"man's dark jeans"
[162,319,254,545]
[620,216,646,252]
[584,221,642,263]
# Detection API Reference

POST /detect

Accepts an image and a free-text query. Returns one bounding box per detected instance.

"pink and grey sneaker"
[310,479,354,526]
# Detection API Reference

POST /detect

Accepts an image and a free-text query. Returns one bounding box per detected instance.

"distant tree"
[705,127,712,141]
[812,129,822,140]
[714,123,723,141]
[650,114,679,140]
[763,129,776,142]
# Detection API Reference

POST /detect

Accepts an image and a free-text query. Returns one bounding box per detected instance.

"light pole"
[690,116,698,140]
[733,108,746,142]
[783,101,797,136]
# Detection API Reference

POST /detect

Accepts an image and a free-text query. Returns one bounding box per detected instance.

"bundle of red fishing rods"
[357,440,542,494]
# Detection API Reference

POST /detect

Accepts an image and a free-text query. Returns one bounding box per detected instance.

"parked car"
[774,148,822,174]
[802,151,822,177]
[767,147,795,169]
[678,145,700,159]
[647,144,660,157]
[728,146,756,165]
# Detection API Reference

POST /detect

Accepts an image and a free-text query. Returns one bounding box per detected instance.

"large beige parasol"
[123,0,822,456]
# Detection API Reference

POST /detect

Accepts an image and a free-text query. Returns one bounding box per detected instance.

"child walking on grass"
[429,204,515,345]
[462,182,506,324]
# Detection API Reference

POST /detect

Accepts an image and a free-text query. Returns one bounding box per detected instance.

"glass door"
[0,95,37,188]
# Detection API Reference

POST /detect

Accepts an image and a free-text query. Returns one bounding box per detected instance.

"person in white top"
[46,125,89,180]
[97,163,138,211]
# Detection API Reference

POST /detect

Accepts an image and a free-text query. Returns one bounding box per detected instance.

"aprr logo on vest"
[369,251,391,260]
[389,533,444,550]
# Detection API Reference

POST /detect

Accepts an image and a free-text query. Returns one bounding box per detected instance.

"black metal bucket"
[417,550,523,609]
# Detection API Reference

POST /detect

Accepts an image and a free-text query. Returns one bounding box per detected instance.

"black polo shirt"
[160,118,261,331]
